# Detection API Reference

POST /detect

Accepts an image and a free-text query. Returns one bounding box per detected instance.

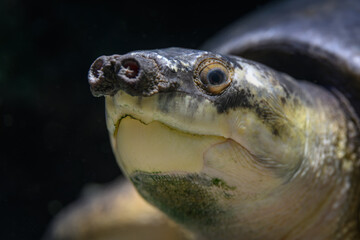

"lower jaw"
[129,170,235,236]
[112,117,237,234]
[113,116,225,176]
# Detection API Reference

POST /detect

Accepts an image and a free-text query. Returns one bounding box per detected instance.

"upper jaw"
[105,90,232,140]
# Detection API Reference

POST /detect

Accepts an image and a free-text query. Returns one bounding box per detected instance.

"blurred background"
[0,0,274,239]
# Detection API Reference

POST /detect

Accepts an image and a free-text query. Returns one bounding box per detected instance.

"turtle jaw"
[104,89,289,187]
[112,115,226,176]
[104,90,229,177]
[110,113,289,239]
[106,97,241,235]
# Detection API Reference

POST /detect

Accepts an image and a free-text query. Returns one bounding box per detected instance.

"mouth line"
[113,114,145,138]
[113,113,224,139]
[113,113,232,174]
[111,110,259,169]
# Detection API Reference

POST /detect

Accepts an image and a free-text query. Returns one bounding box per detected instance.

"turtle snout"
[88,54,160,97]
[120,58,140,79]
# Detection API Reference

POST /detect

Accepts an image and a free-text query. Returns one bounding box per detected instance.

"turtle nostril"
[121,59,140,78]
[91,58,105,78]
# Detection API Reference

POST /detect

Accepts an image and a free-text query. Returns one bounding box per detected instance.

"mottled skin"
[45,0,360,239]
[88,48,358,239]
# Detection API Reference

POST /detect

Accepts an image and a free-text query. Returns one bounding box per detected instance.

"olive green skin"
[203,1,360,236]
[203,0,360,115]
[45,0,360,239]
[91,47,359,240]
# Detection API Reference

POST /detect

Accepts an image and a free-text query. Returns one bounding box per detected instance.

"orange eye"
[195,59,232,94]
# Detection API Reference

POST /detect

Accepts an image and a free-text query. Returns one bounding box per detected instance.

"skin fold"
[44,47,360,240]
[45,0,360,238]
[91,48,359,240]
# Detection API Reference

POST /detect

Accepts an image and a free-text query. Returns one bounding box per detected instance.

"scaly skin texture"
[89,48,360,239]
[44,1,360,239]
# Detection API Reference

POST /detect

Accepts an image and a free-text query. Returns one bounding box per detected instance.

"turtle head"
[88,47,347,238]
[89,47,307,172]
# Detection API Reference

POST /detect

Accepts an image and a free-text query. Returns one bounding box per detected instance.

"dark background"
[0,0,274,239]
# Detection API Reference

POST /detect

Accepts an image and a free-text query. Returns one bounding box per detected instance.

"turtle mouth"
[113,114,208,139]
[105,90,232,176]
[112,114,226,176]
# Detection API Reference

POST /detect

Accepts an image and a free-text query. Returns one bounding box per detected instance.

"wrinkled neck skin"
[290,84,360,240]
[100,49,360,240]
[232,82,360,240]
[192,82,360,240]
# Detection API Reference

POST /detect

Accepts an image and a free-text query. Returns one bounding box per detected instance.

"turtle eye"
[195,59,232,94]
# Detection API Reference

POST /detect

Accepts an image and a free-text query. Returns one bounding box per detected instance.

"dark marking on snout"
[88,54,177,97]
[157,92,204,120]
[88,50,192,97]
[88,55,121,96]
[158,92,178,113]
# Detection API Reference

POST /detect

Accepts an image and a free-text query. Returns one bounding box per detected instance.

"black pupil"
[207,69,226,85]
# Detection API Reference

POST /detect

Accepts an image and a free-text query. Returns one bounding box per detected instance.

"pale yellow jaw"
[115,116,225,175]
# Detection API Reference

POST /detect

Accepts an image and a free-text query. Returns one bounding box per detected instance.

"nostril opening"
[91,58,104,78]
[121,59,140,78]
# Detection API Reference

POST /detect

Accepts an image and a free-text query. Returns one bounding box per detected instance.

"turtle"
[45,0,360,239]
